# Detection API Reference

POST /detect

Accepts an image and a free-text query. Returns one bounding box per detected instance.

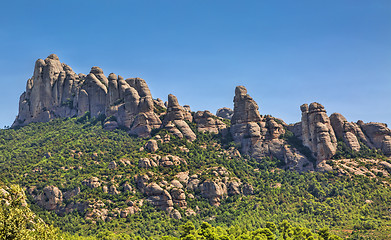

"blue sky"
[0,1,390,127]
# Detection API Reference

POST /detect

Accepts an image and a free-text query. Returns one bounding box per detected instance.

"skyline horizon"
[3,52,390,129]
[1,1,390,128]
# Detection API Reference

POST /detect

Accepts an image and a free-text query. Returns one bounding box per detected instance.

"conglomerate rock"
[216,107,233,120]
[36,185,63,211]
[300,103,337,163]
[13,54,161,138]
[229,86,313,171]
[163,94,196,141]
[193,110,227,134]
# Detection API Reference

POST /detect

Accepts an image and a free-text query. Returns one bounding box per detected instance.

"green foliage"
[0,184,61,239]
[281,130,316,164]
[154,104,167,115]
[332,141,387,160]
[0,118,390,239]
[62,98,74,109]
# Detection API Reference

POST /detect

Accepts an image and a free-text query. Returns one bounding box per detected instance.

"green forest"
[0,116,390,239]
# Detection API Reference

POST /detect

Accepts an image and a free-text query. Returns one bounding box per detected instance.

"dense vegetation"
[0,184,61,239]
[0,117,390,239]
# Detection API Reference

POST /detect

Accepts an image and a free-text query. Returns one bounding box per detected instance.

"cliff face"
[13,54,391,170]
[229,86,314,171]
[227,86,391,170]
[13,54,161,137]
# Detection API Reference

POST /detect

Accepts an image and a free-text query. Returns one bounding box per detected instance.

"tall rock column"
[163,94,196,141]
[300,103,337,162]
[229,86,313,171]
[13,54,80,127]
[126,78,162,137]
[79,67,108,117]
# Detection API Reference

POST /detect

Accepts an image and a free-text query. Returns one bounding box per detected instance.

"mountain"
[2,54,391,239]
[13,54,391,171]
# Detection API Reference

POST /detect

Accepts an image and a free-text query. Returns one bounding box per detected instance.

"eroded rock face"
[36,185,63,211]
[300,103,337,162]
[216,107,233,120]
[330,113,361,152]
[14,54,80,126]
[328,113,391,156]
[163,94,196,141]
[145,139,158,152]
[82,177,101,189]
[360,122,391,155]
[135,175,176,215]
[199,180,227,206]
[13,54,161,138]
[229,86,313,170]
[194,110,227,134]
[231,86,262,124]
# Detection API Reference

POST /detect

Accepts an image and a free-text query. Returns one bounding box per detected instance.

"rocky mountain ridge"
[13,54,391,171]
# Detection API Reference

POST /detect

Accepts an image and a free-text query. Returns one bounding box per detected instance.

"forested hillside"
[1,116,391,239]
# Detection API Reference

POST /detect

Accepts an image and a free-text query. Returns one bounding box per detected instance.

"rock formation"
[193,110,227,134]
[12,55,391,171]
[15,54,80,125]
[163,94,196,141]
[328,113,391,155]
[229,86,313,171]
[300,103,337,163]
[359,122,391,155]
[288,105,391,168]
[330,113,362,152]
[13,54,161,138]
[36,185,63,211]
[216,107,233,120]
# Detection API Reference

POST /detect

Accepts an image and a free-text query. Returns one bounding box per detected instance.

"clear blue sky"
[1,0,390,128]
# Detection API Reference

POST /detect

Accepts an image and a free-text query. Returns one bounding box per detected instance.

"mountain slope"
[1,117,391,238]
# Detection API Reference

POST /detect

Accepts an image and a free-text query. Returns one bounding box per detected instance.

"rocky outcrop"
[216,107,233,120]
[145,139,158,152]
[229,86,313,170]
[135,174,180,218]
[139,157,158,168]
[359,122,391,155]
[289,104,391,165]
[36,185,63,211]
[330,113,361,152]
[199,180,227,206]
[193,110,227,134]
[79,67,107,117]
[300,103,337,163]
[14,54,80,126]
[163,94,196,141]
[328,113,391,156]
[82,177,101,188]
[138,155,186,168]
[13,54,161,138]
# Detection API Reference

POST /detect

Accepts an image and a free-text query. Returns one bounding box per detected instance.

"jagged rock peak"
[12,54,161,138]
[300,102,337,163]
[90,66,104,74]
[47,53,59,60]
[231,85,262,125]
[308,102,326,113]
[216,107,233,120]
[167,94,180,109]
[229,86,313,171]
[108,73,117,80]
[163,94,195,141]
